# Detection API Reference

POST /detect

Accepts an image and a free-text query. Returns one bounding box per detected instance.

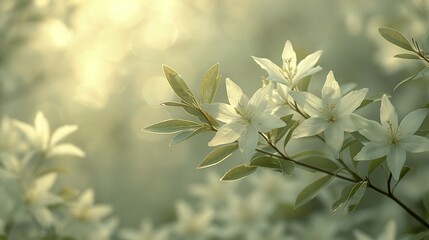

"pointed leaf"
[368,157,385,175]
[143,119,201,134]
[160,101,192,108]
[169,127,208,146]
[279,159,295,175]
[357,93,386,110]
[394,53,420,59]
[200,63,220,103]
[249,156,281,169]
[379,27,413,51]
[398,166,412,182]
[332,184,355,212]
[163,65,196,104]
[221,164,257,181]
[197,143,238,168]
[347,181,367,212]
[394,66,429,91]
[409,231,429,240]
[292,151,340,172]
[295,175,334,208]
[423,191,429,213]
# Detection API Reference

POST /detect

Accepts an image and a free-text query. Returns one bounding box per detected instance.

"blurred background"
[1,0,429,237]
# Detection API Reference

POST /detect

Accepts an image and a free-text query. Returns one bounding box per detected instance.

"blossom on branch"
[353,95,429,180]
[203,78,285,161]
[252,40,322,88]
[289,71,368,157]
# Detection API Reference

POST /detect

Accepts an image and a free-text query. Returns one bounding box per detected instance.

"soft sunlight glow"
[47,20,72,48]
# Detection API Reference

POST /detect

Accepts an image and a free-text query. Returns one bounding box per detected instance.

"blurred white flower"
[69,189,112,222]
[252,40,322,88]
[120,219,169,240]
[353,95,429,180]
[173,200,214,239]
[87,217,119,240]
[189,172,237,206]
[203,78,285,160]
[354,219,396,240]
[15,173,63,227]
[290,71,368,157]
[14,111,84,158]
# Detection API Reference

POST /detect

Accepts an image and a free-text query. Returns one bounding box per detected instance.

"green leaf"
[349,141,363,166]
[221,164,257,181]
[394,53,420,59]
[394,66,429,91]
[163,65,196,104]
[423,191,429,213]
[368,157,385,175]
[347,181,367,212]
[357,93,386,110]
[143,119,201,134]
[332,181,367,213]
[200,63,220,104]
[170,127,208,145]
[279,160,295,175]
[379,27,414,51]
[249,156,281,169]
[416,130,429,136]
[283,120,299,149]
[160,101,192,108]
[197,144,238,168]
[295,175,334,208]
[409,231,429,240]
[292,151,340,172]
[331,184,355,212]
[270,114,294,143]
[398,166,412,182]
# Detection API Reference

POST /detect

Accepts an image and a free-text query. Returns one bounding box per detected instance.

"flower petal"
[249,84,273,107]
[47,144,85,158]
[337,88,368,116]
[324,123,344,157]
[50,125,78,146]
[321,71,341,104]
[202,103,239,123]
[398,109,428,137]
[292,117,327,138]
[400,135,429,153]
[252,56,286,85]
[354,142,390,160]
[254,114,286,132]
[386,147,406,180]
[294,50,322,83]
[34,112,50,150]
[289,91,323,117]
[380,95,398,128]
[337,115,359,132]
[238,125,259,161]
[208,121,244,146]
[355,118,389,143]
[225,78,244,107]
[282,40,297,70]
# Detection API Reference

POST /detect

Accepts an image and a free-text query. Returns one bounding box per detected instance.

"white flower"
[252,40,322,88]
[17,173,63,227]
[13,111,84,158]
[173,201,215,238]
[353,95,429,180]
[120,220,169,240]
[203,78,286,160]
[289,71,368,157]
[69,189,112,222]
[353,219,396,240]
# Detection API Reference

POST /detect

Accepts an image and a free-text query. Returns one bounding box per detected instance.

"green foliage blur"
[1,0,429,236]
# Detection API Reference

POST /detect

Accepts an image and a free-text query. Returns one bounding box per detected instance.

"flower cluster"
[0,112,116,239]
[146,34,429,236]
